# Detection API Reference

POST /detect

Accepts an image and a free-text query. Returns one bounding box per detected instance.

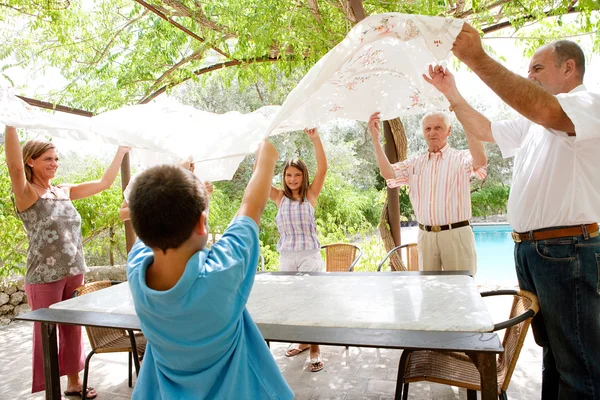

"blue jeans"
[514,233,600,400]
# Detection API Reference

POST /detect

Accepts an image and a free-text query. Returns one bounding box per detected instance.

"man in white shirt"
[425,28,600,400]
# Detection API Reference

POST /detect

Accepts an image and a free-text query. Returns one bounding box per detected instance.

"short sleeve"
[126,238,151,280]
[491,117,532,159]
[554,90,600,142]
[386,159,411,188]
[206,216,259,296]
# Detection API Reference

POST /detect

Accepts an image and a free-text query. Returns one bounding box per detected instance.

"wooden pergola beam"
[16,95,94,117]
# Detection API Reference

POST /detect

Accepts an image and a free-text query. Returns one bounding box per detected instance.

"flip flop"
[310,356,324,372]
[286,344,310,357]
[64,387,97,399]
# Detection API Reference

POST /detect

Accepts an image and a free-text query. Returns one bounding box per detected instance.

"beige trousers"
[417,225,477,276]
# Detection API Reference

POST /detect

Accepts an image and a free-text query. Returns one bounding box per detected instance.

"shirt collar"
[428,143,450,159]
[569,84,586,93]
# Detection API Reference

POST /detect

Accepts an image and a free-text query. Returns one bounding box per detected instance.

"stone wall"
[0,278,30,326]
[84,264,127,283]
[0,264,127,326]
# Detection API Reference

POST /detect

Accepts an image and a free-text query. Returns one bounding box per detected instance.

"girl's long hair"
[282,159,309,202]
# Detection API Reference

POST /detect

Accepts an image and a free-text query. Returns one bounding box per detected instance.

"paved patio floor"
[0,293,541,400]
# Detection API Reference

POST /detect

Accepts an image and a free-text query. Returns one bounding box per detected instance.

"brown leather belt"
[511,223,599,243]
[418,220,470,233]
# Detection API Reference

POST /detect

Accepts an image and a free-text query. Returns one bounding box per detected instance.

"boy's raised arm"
[238,141,279,225]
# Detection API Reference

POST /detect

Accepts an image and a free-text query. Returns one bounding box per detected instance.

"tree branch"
[146,48,206,93]
[305,0,323,24]
[88,10,150,65]
[139,56,285,104]
[481,6,579,35]
[134,0,231,59]
[0,3,38,17]
[456,0,511,19]
[82,226,117,245]
[347,0,366,22]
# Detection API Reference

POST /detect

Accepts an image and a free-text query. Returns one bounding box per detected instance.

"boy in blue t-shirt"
[126,141,293,400]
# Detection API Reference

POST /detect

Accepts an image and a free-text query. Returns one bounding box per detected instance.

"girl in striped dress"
[269,128,327,372]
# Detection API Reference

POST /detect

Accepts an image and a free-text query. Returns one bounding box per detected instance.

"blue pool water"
[473,224,518,284]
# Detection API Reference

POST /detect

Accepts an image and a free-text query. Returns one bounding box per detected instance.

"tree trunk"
[109,225,115,266]
[378,118,408,271]
[121,153,137,253]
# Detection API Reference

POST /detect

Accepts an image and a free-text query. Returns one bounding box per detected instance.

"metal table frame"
[16,271,502,400]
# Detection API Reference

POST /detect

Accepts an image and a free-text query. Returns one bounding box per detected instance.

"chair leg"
[499,390,508,400]
[127,330,141,375]
[466,389,477,400]
[345,345,349,350]
[82,350,95,400]
[128,351,132,387]
[402,383,409,400]
[395,351,411,400]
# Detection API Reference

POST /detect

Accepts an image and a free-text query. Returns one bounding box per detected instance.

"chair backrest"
[321,243,363,272]
[73,281,127,350]
[404,243,418,271]
[494,290,539,392]
[377,243,418,272]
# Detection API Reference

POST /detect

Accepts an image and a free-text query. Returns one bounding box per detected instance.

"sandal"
[310,356,324,372]
[286,343,310,357]
[64,387,97,399]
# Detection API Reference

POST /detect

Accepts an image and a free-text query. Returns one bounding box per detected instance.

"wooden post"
[383,121,402,248]
[121,153,136,252]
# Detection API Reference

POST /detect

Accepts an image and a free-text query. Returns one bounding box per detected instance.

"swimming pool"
[473,224,517,285]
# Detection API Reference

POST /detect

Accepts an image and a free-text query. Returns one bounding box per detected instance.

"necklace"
[32,182,58,197]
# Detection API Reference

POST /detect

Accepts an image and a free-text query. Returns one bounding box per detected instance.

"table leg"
[467,351,497,400]
[41,322,61,400]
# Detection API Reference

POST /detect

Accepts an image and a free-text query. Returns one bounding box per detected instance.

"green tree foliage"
[0,145,28,277]
[58,157,127,267]
[471,183,510,217]
[1,1,597,112]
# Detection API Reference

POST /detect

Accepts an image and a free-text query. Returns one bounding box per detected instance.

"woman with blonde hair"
[269,128,327,372]
[4,126,130,398]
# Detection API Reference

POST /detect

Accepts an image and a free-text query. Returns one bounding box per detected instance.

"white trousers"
[417,225,477,276]
[279,250,324,272]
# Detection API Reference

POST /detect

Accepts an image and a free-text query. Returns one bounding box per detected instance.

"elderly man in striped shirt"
[369,111,487,276]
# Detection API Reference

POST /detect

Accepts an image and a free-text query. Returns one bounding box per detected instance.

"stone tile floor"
[1,297,542,400]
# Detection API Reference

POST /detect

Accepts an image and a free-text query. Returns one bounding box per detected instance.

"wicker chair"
[397,290,539,400]
[376,243,418,272]
[321,243,363,271]
[73,281,147,400]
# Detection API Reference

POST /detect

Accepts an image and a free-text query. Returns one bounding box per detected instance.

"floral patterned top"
[18,197,88,284]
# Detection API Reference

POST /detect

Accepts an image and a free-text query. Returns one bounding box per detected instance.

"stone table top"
[51,273,494,332]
